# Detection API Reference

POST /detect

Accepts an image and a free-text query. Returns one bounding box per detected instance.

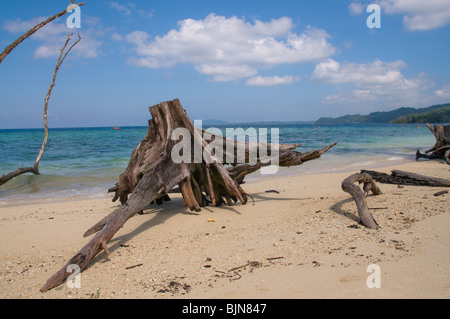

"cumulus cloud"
[435,85,450,98]
[109,2,154,19]
[349,2,364,15]
[109,1,132,15]
[312,58,407,84]
[378,0,450,30]
[312,58,433,103]
[246,75,301,86]
[111,32,123,41]
[3,17,102,59]
[125,13,336,82]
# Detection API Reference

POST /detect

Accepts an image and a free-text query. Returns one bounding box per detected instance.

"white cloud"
[312,58,407,84]
[109,2,132,15]
[349,2,364,15]
[111,32,123,41]
[378,0,450,30]
[3,17,102,59]
[435,85,450,98]
[312,58,433,104]
[125,13,336,82]
[197,64,258,82]
[109,2,154,19]
[246,75,301,86]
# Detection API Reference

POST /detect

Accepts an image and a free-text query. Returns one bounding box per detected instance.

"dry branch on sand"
[341,168,450,230]
[341,173,381,230]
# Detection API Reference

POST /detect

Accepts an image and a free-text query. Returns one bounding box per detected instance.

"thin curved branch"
[0,2,85,65]
[1,34,81,187]
[34,33,81,170]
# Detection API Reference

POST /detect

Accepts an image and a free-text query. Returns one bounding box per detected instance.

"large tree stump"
[41,99,336,292]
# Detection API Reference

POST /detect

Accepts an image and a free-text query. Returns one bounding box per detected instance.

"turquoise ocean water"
[0,124,439,206]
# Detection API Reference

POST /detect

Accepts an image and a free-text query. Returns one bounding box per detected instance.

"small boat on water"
[113,126,121,130]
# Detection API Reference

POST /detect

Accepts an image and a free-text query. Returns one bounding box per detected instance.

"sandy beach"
[0,159,449,299]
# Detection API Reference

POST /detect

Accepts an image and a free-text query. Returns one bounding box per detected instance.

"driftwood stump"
[41,98,336,292]
[416,123,450,164]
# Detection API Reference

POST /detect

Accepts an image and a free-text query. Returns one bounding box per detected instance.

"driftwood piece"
[361,170,450,187]
[341,173,381,229]
[416,123,450,164]
[41,98,336,292]
[0,166,40,187]
[433,190,448,197]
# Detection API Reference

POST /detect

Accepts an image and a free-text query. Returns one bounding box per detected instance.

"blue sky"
[1,0,450,128]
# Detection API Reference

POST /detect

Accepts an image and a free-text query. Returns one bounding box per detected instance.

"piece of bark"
[433,190,448,197]
[341,173,380,230]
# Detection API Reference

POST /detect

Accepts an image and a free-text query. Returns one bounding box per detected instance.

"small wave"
[0,174,116,207]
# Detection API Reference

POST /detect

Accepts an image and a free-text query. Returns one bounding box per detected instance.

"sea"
[0,123,441,206]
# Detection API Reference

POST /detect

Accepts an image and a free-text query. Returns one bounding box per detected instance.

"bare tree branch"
[0,34,81,187]
[0,167,40,187]
[34,34,81,170]
[0,2,85,65]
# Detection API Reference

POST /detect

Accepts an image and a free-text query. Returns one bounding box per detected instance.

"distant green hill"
[316,103,450,124]
[391,106,450,123]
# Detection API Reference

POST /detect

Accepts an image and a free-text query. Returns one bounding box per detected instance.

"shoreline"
[0,152,413,208]
[0,160,449,299]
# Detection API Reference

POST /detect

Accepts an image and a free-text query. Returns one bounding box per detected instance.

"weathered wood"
[361,169,450,187]
[416,123,450,164]
[35,34,81,170]
[41,98,336,292]
[0,166,40,187]
[341,173,381,230]
[433,190,448,197]
[41,101,194,292]
[41,161,188,293]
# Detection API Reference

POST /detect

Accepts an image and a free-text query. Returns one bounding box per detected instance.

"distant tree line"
[390,106,450,124]
[316,102,450,124]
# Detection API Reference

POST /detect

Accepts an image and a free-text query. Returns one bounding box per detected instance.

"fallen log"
[341,173,381,230]
[361,169,450,187]
[41,98,336,292]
